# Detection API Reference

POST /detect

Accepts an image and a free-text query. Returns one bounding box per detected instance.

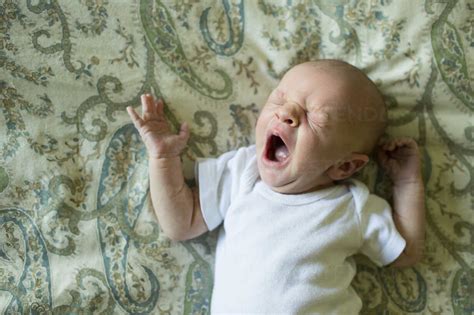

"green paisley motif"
[61,75,141,142]
[53,268,117,314]
[1,1,473,314]
[140,0,233,100]
[0,83,53,160]
[353,262,390,313]
[451,268,474,315]
[0,208,52,314]
[40,159,161,256]
[258,0,323,70]
[28,0,87,77]
[96,124,160,313]
[430,0,473,110]
[199,0,245,56]
[424,62,473,195]
[226,102,259,150]
[191,110,219,156]
[182,243,213,315]
[380,267,427,312]
[0,166,8,193]
[316,0,362,61]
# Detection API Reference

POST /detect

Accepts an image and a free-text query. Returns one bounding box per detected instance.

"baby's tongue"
[275,145,289,162]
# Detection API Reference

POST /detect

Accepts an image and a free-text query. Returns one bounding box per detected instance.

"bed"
[1,0,472,314]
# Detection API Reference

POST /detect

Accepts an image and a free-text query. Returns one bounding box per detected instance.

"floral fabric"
[0,0,472,314]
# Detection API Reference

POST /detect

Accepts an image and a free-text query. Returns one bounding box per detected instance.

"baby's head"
[255,60,386,194]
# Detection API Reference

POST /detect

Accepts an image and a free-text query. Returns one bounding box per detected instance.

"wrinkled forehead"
[277,64,357,109]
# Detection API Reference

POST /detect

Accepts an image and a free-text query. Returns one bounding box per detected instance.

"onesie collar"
[254,180,346,206]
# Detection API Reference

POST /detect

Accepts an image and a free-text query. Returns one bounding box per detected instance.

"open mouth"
[265,134,289,163]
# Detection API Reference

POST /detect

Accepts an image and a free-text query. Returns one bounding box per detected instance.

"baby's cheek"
[255,110,273,129]
[255,118,269,146]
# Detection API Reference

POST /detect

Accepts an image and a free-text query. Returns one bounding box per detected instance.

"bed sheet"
[1,0,472,314]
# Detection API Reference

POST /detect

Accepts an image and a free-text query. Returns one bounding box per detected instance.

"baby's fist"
[377,137,422,185]
[127,94,189,159]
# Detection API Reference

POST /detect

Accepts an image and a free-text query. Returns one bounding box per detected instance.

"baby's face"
[255,63,363,194]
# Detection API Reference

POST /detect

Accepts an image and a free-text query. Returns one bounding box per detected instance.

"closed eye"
[269,89,285,105]
[272,100,283,106]
[269,96,284,105]
[307,111,329,131]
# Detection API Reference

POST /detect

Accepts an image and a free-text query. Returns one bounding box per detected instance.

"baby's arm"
[377,137,425,267]
[127,94,207,241]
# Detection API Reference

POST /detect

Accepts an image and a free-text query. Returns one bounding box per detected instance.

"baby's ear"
[326,153,369,181]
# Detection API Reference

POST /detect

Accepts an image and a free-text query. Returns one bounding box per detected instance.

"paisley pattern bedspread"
[1,0,472,314]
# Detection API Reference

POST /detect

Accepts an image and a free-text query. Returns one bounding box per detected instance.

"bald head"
[298,60,387,154]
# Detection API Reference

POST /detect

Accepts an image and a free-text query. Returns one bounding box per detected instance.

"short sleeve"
[349,179,406,267]
[358,194,406,266]
[195,146,256,231]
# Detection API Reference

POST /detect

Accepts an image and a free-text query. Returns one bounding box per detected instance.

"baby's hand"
[377,137,422,185]
[127,94,189,159]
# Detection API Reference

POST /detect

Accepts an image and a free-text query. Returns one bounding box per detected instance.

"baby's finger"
[178,122,190,142]
[127,106,144,128]
[391,138,416,152]
[399,137,417,147]
[154,98,165,116]
[377,135,389,146]
[376,148,387,163]
[382,140,397,151]
[141,94,155,120]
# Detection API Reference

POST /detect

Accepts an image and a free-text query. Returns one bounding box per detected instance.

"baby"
[127,60,425,314]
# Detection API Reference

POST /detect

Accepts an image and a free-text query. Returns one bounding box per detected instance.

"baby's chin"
[263,181,298,194]
[258,170,309,194]
[257,170,293,194]
[258,168,335,194]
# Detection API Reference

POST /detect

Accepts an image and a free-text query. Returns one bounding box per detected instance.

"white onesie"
[196,145,406,314]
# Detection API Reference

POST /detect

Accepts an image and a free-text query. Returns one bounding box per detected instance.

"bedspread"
[1,0,472,314]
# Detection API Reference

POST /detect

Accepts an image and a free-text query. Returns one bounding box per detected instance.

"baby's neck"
[266,180,337,195]
[296,181,337,194]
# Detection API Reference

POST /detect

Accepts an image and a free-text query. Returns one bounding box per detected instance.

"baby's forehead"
[292,60,376,85]
[284,62,362,85]
[278,69,357,104]
[282,62,378,102]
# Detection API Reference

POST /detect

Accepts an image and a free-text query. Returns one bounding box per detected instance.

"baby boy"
[127,60,425,314]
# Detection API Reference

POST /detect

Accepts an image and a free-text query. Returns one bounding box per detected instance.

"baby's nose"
[275,103,300,127]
